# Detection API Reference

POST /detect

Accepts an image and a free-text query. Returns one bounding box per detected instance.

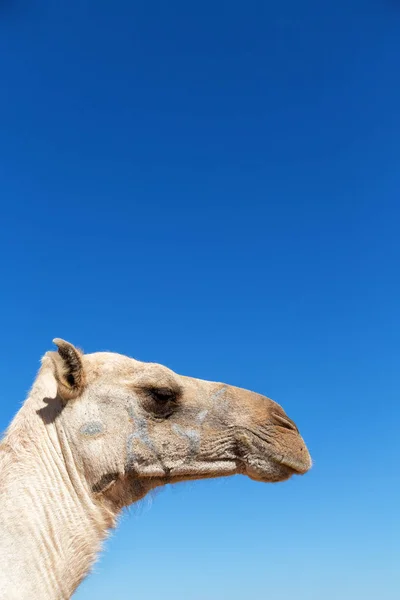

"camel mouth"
[244,455,311,483]
[236,428,312,482]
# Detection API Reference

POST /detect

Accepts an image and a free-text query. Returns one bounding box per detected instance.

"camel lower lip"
[244,452,312,482]
[276,455,312,474]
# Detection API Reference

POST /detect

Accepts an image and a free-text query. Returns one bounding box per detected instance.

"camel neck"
[0,394,113,599]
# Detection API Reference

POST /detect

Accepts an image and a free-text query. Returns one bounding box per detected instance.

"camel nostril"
[271,410,299,433]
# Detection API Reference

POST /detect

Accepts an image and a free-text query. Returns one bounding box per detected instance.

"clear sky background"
[0,1,399,599]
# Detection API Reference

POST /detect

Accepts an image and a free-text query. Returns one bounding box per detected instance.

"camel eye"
[141,386,180,417]
[148,388,176,404]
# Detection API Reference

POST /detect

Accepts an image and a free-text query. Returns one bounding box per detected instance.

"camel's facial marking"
[126,405,157,468]
[209,386,230,419]
[196,409,208,424]
[125,404,172,476]
[126,405,154,449]
[210,386,227,402]
[172,424,201,456]
[80,421,104,437]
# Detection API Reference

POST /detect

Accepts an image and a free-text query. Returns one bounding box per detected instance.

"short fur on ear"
[52,338,85,400]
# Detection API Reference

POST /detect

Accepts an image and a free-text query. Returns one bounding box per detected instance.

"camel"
[0,339,311,599]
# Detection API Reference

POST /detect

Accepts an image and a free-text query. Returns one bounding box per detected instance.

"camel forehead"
[82,352,178,385]
[83,352,138,372]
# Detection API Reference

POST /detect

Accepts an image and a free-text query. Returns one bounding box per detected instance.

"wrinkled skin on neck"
[42,342,312,510]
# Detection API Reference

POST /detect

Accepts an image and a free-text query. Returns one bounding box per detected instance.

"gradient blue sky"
[0,1,398,598]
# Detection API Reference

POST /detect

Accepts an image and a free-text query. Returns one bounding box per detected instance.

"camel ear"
[52,338,85,400]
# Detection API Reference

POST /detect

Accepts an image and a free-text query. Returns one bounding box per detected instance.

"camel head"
[46,339,312,508]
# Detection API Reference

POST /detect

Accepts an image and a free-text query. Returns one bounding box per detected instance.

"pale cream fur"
[0,340,311,599]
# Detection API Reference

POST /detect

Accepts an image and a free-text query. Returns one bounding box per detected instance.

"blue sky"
[0,1,398,598]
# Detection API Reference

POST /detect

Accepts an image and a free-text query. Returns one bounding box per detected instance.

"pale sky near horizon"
[0,1,398,598]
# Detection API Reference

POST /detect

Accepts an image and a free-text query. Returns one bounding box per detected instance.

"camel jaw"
[127,452,310,491]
